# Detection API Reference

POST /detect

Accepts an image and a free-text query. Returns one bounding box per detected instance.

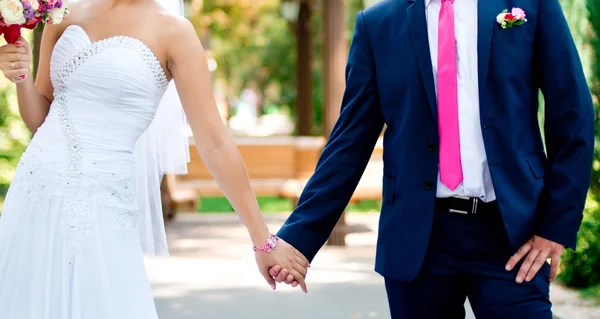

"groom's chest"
[424,0,479,86]
[371,0,537,102]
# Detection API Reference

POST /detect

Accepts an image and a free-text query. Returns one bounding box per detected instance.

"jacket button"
[427,143,437,152]
[424,181,434,190]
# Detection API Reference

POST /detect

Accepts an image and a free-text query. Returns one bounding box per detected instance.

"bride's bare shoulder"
[156,9,197,42]
[161,16,205,69]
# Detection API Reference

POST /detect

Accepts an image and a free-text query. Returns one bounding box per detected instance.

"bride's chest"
[50,28,168,107]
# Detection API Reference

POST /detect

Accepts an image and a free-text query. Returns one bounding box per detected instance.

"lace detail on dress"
[9,148,66,200]
[10,148,139,263]
[89,170,138,230]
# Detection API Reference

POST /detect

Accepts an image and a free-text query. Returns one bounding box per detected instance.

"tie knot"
[442,0,453,2]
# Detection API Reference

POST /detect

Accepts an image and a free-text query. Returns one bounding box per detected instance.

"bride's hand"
[255,238,310,293]
[0,37,31,83]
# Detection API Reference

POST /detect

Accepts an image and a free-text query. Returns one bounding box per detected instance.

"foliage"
[0,32,32,211]
[559,199,600,288]
[0,84,28,209]
[581,284,600,304]
[188,0,363,134]
[189,0,296,117]
[557,0,600,296]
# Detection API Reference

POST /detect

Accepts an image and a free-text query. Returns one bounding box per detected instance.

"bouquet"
[0,0,69,44]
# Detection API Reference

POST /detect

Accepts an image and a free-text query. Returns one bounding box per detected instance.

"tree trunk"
[32,26,43,80]
[160,177,176,223]
[295,1,313,136]
[323,0,348,246]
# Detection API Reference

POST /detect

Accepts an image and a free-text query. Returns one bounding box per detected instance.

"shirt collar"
[425,0,433,8]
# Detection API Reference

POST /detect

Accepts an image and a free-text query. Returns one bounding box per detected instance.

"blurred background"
[1,0,599,318]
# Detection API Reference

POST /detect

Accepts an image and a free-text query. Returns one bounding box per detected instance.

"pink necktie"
[437,0,463,191]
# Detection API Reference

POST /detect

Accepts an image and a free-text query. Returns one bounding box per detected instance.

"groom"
[271,0,594,318]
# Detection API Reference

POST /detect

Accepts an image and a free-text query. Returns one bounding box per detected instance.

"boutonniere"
[496,8,527,29]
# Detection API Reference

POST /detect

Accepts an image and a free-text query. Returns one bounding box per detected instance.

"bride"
[0,0,308,317]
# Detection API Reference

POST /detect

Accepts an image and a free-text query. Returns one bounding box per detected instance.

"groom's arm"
[534,0,594,249]
[277,11,384,261]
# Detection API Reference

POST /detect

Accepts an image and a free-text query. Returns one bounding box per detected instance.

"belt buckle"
[449,196,479,215]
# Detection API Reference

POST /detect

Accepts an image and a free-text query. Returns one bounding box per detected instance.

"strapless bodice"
[27,25,169,176]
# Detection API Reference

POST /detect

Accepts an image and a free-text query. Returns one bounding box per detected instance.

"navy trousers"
[385,203,552,319]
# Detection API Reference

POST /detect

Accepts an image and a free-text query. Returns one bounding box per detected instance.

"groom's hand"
[269,264,308,287]
[268,246,310,288]
[505,235,564,283]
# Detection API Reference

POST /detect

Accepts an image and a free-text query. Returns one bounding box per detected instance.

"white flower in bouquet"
[1,0,27,25]
[48,6,66,24]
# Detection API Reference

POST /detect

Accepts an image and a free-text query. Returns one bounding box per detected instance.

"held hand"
[505,235,564,283]
[255,238,310,293]
[0,37,31,83]
[269,253,311,288]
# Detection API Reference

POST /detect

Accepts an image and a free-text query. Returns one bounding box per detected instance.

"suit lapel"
[407,0,437,121]
[477,0,496,91]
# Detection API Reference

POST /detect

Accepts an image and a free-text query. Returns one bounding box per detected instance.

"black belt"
[436,196,497,215]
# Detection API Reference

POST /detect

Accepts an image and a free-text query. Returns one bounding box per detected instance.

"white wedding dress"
[0,25,179,318]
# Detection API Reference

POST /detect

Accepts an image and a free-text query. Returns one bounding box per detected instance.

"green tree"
[189,0,296,115]
[0,85,28,208]
[0,31,33,210]
[557,0,600,292]
[188,0,364,134]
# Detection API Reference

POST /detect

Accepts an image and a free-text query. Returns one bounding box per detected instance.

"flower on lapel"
[496,8,527,29]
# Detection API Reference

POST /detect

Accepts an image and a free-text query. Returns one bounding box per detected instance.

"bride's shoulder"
[63,0,90,21]
[156,12,200,50]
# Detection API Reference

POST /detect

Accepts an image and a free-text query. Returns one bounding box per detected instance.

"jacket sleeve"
[534,0,595,249]
[277,11,384,261]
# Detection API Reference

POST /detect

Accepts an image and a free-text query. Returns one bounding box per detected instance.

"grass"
[580,284,600,305]
[197,196,293,213]
[197,196,382,214]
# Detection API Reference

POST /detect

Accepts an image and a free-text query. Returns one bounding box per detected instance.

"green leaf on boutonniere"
[514,20,525,26]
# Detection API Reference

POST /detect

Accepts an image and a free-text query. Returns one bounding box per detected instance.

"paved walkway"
[149,213,598,319]
[149,213,472,318]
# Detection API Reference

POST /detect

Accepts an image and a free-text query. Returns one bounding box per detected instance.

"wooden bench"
[164,136,384,245]
[173,136,328,204]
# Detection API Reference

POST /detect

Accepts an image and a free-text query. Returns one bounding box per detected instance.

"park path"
[149,213,473,319]
[149,213,598,319]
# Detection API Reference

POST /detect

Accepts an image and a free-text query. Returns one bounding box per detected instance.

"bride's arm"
[22,24,64,133]
[165,18,309,291]
[0,23,61,134]
[167,22,269,247]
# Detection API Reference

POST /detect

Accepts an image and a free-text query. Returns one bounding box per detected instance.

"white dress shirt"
[425,0,496,202]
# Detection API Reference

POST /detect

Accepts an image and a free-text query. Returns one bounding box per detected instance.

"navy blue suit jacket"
[277,0,594,281]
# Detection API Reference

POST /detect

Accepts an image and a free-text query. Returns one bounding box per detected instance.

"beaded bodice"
[9,25,170,262]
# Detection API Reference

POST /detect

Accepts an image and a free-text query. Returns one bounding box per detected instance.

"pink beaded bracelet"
[253,234,279,252]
